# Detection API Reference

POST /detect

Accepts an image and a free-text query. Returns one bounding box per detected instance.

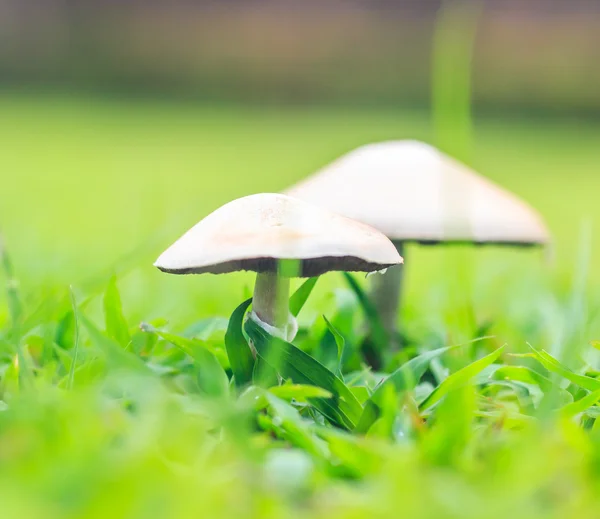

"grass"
[1,93,600,518]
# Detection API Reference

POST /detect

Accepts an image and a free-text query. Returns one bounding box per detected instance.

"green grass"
[1,94,600,518]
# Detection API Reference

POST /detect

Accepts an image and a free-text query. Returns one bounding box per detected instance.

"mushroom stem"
[370,241,404,346]
[252,272,294,339]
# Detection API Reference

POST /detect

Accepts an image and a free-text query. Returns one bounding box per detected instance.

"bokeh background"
[1,0,599,330]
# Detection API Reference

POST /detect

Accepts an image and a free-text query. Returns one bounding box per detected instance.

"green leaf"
[420,346,506,411]
[224,298,254,388]
[80,313,150,374]
[262,391,329,458]
[0,235,22,328]
[355,346,452,433]
[560,388,600,419]
[193,347,230,398]
[245,317,362,430]
[140,323,228,366]
[490,365,553,389]
[322,315,345,377]
[183,317,229,340]
[525,345,600,392]
[591,341,600,352]
[67,287,80,390]
[269,384,333,402]
[253,355,280,388]
[342,272,388,361]
[103,276,131,347]
[289,277,319,317]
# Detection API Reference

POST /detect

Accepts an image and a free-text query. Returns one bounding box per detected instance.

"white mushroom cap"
[285,140,549,246]
[154,193,402,277]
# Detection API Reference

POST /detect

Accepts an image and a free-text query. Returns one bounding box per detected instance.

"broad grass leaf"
[289,277,319,317]
[423,386,477,466]
[316,426,384,478]
[80,314,150,374]
[420,346,506,411]
[224,298,254,387]
[524,345,600,391]
[355,346,452,433]
[183,317,228,340]
[140,323,228,367]
[322,315,345,377]
[560,388,600,419]
[193,347,230,398]
[262,391,329,458]
[103,276,131,347]
[364,382,399,439]
[141,324,228,395]
[253,355,279,388]
[490,365,553,389]
[245,317,362,430]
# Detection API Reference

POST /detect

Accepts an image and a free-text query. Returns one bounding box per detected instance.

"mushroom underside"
[155,255,397,277]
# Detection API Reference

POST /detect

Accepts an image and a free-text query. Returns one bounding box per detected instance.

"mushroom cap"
[154,193,402,277]
[285,140,549,246]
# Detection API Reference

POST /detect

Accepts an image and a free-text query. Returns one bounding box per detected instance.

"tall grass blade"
[342,272,388,365]
[103,276,131,348]
[289,277,319,318]
[224,298,254,388]
[524,344,600,392]
[67,287,80,390]
[0,235,22,328]
[323,315,345,377]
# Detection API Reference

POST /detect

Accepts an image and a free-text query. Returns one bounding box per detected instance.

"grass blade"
[342,272,388,366]
[269,384,333,402]
[560,388,600,419]
[67,287,80,390]
[193,347,230,398]
[420,345,505,411]
[289,277,319,318]
[525,345,600,391]
[0,235,22,328]
[140,323,228,366]
[323,315,345,377]
[355,346,452,433]
[103,276,131,347]
[224,298,254,388]
[80,313,150,374]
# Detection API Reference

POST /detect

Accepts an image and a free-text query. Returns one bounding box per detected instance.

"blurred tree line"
[0,0,598,115]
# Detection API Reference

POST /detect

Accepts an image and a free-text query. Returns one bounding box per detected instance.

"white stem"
[252,272,298,341]
[369,242,404,344]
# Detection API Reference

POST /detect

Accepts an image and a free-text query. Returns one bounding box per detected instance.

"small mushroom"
[285,140,550,339]
[154,193,403,341]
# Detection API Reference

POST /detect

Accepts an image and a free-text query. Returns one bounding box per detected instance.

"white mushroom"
[155,193,403,341]
[285,140,550,338]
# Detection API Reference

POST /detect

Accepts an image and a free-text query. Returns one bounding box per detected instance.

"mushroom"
[154,193,403,342]
[285,140,550,339]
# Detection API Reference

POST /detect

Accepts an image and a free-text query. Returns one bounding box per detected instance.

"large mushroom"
[285,140,550,339]
[154,193,403,341]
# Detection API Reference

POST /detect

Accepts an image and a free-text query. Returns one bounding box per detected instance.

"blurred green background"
[1,0,599,320]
